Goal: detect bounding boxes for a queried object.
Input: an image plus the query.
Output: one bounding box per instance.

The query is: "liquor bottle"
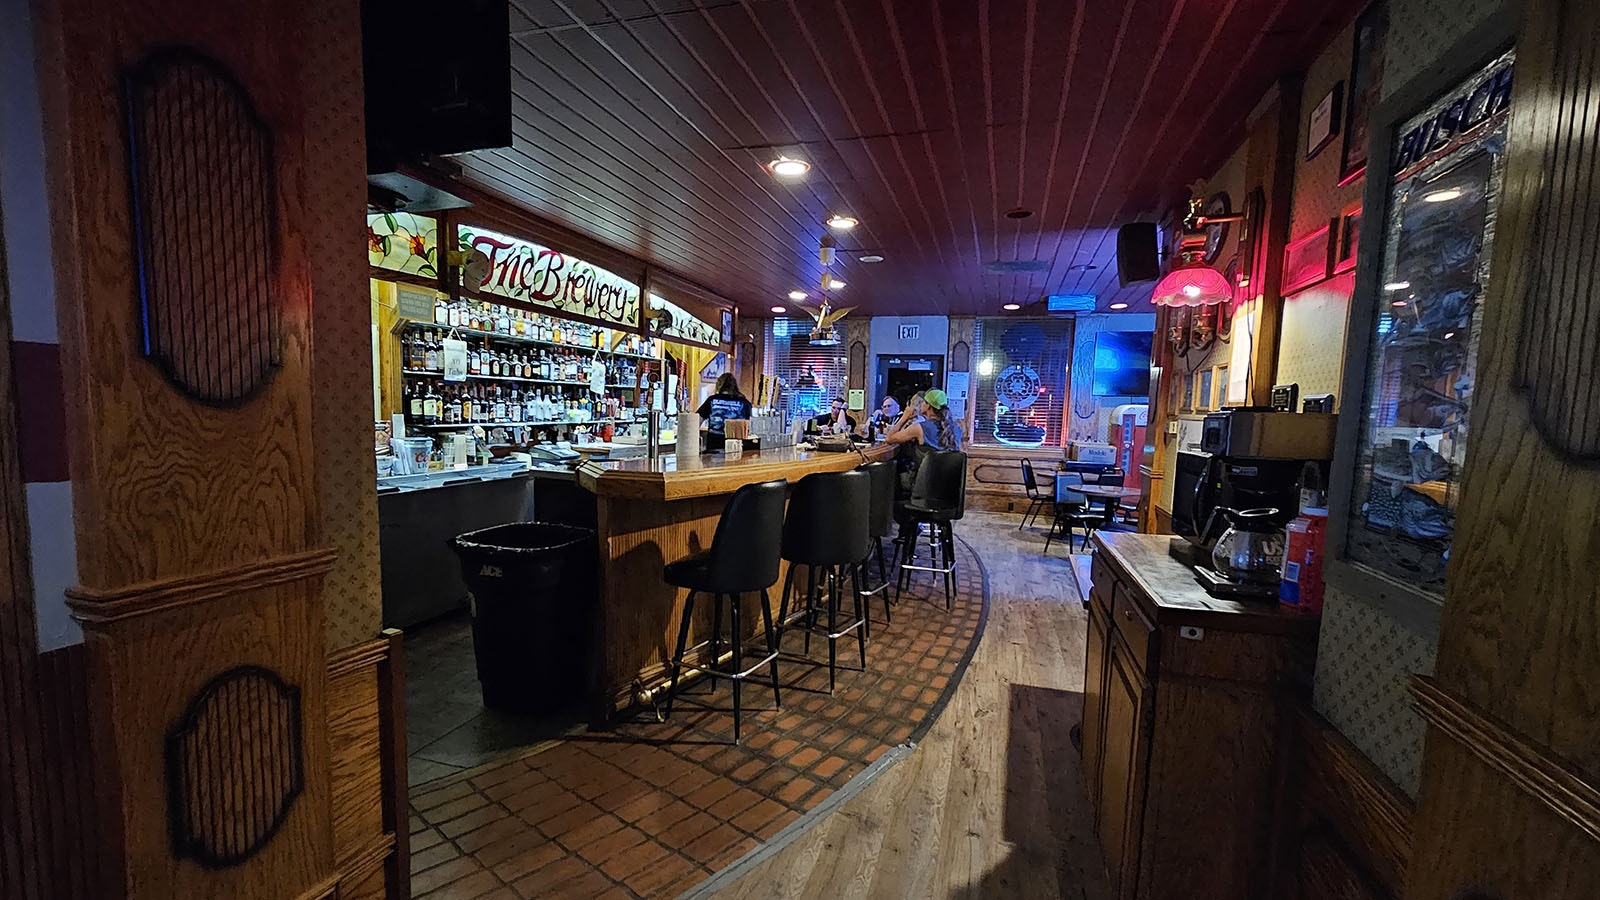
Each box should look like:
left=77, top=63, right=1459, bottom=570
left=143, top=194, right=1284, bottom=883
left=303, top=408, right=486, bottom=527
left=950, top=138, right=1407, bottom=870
left=496, top=308, right=510, bottom=334
left=487, top=348, right=499, bottom=377
left=433, top=298, right=449, bottom=326
left=460, top=387, right=473, bottom=424
left=422, top=331, right=437, bottom=371
left=404, top=382, right=418, bottom=423
left=467, top=342, right=481, bottom=375
left=540, top=351, right=552, bottom=381
left=447, top=301, right=461, bottom=328
left=421, top=381, right=438, bottom=425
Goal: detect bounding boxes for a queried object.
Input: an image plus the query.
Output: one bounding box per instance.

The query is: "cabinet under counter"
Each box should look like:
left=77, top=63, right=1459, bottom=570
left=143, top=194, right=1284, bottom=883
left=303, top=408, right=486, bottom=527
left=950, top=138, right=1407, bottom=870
left=1081, top=532, right=1318, bottom=900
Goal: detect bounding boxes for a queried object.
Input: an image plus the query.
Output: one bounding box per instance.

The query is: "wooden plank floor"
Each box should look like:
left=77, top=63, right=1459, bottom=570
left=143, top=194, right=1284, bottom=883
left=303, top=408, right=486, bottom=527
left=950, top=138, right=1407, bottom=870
left=701, top=511, right=1112, bottom=900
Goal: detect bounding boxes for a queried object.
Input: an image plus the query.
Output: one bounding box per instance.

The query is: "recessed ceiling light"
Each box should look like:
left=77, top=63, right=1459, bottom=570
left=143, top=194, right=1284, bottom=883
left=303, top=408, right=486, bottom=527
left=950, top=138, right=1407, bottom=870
left=1384, top=281, right=1411, bottom=291
left=767, top=156, right=810, bottom=178
left=1004, top=207, right=1033, bottom=220
left=770, top=305, right=787, bottom=314
left=788, top=290, right=808, bottom=301
left=859, top=254, right=885, bottom=263
left=1002, top=303, right=1021, bottom=311
left=1443, top=331, right=1456, bottom=339
left=826, top=214, right=859, bottom=230
left=825, top=276, right=846, bottom=290
left=1391, top=300, right=1408, bottom=307
left=1422, top=188, right=1462, bottom=203
left=1068, top=263, right=1100, bottom=272
left=1109, top=302, right=1129, bottom=310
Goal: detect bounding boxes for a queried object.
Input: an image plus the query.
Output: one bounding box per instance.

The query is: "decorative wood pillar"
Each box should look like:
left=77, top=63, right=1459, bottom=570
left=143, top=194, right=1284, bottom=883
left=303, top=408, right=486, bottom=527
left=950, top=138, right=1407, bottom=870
left=34, top=0, right=346, bottom=896
left=1243, top=77, right=1303, bottom=406
left=1408, top=0, right=1600, bottom=895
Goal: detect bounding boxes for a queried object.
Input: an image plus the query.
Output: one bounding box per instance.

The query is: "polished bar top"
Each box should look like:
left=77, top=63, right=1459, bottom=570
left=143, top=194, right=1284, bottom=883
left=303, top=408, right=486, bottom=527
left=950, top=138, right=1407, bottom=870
left=578, top=441, right=896, bottom=501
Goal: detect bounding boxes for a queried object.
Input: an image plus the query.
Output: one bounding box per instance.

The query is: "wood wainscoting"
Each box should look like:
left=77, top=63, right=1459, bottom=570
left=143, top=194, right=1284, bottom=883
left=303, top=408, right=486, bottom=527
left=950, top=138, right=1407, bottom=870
left=327, top=630, right=409, bottom=900
left=1269, top=705, right=1414, bottom=900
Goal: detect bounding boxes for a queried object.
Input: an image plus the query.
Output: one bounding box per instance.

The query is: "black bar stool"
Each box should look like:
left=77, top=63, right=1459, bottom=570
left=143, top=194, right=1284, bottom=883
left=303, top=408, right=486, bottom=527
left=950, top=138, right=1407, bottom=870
left=663, top=479, right=787, bottom=743
left=778, top=469, right=870, bottom=692
left=858, top=459, right=898, bottom=636
left=897, top=451, right=968, bottom=609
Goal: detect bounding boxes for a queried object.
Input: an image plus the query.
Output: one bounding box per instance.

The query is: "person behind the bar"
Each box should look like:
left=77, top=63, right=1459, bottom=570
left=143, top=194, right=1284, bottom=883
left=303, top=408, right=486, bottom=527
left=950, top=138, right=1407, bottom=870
left=870, top=395, right=901, bottom=428
left=697, top=373, right=752, bottom=447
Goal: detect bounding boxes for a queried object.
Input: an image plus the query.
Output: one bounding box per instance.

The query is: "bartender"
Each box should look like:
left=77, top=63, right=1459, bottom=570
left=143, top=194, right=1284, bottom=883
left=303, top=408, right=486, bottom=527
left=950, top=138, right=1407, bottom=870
left=697, top=373, right=752, bottom=447
left=807, top=396, right=858, bottom=435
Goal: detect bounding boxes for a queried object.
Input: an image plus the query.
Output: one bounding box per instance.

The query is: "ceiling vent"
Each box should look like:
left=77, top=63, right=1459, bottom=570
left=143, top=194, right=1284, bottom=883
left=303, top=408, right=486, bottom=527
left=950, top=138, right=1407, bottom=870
left=984, top=259, right=1051, bottom=274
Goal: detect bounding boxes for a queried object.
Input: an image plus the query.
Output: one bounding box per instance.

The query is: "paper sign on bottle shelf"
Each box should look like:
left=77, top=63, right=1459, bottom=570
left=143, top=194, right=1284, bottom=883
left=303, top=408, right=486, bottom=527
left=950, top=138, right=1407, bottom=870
left=441, top=338, right=468, bottom=382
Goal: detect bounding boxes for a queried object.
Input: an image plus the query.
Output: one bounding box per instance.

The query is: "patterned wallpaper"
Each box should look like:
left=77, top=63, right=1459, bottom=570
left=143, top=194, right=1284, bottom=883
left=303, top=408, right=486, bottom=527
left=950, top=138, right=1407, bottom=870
left=1276, top=272, right=1354, bottom=399
left=1301, top=0, right=1506, bottom=798
left=305, top=0, right=384, bottom=651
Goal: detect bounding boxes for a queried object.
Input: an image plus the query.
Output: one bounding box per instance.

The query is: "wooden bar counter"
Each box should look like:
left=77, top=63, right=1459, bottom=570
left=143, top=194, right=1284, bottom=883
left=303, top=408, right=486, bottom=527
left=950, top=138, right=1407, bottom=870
left=577, top=442, right=896, bottom=717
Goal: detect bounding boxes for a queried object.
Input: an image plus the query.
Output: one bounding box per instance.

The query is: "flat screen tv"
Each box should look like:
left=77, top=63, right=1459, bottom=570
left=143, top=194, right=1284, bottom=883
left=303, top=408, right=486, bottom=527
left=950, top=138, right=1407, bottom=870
left=1092, top=331, right=1153, bottom=396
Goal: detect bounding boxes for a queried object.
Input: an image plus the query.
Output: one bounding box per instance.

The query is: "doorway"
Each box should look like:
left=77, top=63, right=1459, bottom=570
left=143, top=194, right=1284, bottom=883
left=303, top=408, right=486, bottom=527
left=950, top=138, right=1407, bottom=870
left=875, top=354, right=945, bottom=412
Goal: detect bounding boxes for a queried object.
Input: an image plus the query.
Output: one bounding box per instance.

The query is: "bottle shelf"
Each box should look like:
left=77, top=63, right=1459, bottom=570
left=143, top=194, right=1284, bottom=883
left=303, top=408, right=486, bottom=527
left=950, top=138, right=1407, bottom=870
left=401, top=369, right=641, bottom=390
left=409, top=417, right=637, bottom=430
left=404, top=322, right=660, bottom=361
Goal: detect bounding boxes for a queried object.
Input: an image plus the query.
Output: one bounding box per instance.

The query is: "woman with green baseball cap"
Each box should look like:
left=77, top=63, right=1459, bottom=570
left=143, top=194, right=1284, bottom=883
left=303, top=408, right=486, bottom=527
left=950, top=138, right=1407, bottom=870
left=886, top=387, right=962, bottom=452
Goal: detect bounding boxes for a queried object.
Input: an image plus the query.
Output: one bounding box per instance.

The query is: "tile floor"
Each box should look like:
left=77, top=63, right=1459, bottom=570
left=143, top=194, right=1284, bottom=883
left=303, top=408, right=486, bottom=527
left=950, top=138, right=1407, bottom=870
left=407, top=536, right=990, bottom=899
left=405, top=613, right=584, bottom=786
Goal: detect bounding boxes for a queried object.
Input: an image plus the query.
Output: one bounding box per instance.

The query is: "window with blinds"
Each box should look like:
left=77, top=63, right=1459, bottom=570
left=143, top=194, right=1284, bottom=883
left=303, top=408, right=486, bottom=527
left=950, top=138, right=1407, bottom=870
left=764, top=318, right=850, bottom=427
left=971, top=317, right=1074, bottom=448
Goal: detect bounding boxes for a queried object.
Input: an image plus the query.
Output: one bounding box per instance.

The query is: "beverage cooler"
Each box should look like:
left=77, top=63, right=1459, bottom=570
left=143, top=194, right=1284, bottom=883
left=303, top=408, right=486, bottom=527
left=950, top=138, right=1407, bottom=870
left=1109, top=404, right=1148, bottom=475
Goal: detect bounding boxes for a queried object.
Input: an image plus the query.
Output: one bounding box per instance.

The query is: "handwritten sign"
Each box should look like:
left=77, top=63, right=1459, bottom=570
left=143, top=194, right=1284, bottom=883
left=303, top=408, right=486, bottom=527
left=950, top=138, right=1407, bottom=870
left=395, top=285, right=436, bottom=322
left=457, top=225, right=640, bottom=328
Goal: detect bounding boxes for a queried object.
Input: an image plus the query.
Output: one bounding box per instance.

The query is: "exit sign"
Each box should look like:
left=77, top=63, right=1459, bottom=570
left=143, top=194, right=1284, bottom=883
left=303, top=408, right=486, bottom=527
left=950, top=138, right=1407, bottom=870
left=898, top=323, right=920, bottom=341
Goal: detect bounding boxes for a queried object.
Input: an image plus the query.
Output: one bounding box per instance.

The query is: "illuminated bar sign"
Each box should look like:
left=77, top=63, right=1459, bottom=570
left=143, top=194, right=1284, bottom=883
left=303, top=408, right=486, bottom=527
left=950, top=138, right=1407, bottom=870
left=368, top=212, right=439, bottom=277
left=457, top=225, right=640, bottom=328
left=648, top=294, right=723, bottom=348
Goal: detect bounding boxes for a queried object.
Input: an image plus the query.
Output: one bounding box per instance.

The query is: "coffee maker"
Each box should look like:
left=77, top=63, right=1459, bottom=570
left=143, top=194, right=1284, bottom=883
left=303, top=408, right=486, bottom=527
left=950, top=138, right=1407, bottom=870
left=1170, top=408, right=1336, bottom=598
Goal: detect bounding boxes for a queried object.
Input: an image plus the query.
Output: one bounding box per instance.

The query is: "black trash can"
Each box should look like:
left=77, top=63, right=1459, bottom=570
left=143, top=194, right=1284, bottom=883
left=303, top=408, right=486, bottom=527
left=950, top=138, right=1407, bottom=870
left=451, top=522, right=597, bottom=714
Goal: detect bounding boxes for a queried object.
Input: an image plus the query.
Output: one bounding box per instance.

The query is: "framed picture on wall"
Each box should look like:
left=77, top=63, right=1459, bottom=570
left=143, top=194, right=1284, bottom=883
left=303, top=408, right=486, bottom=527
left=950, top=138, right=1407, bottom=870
left=1307, top=82, right=1343, bottom=160
left=1334, top=201, right=1362, bottom=273
left=1340, top=3, right=1389, bottom=184
left=1282, top=224, right=1334, bottom=295
left=1215, top=365, right=1230, bottom=406
left=1196, top=369, right=1215, bottom=411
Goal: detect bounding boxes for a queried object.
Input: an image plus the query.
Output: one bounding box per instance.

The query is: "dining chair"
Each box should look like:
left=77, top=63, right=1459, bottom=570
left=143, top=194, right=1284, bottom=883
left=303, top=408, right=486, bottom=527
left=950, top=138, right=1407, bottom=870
left=1017, top=458, right=1053, bottom=530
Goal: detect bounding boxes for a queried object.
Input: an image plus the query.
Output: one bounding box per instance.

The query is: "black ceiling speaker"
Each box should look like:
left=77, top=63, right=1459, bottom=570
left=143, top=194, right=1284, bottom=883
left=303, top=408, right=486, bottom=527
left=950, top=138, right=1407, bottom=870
left=363, top=0, right=512, bottom=173
left=1116, top=222, right=1160, bottom=287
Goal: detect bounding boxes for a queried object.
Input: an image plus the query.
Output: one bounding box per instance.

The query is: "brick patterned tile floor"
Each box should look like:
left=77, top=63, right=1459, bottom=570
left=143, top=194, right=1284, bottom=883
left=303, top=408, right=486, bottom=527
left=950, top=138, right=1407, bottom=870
left=409, top=538, right=989, bottom=899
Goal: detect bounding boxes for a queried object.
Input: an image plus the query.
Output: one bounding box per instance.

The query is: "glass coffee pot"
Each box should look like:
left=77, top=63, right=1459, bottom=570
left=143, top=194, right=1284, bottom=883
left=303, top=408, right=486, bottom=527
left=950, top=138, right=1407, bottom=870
left=1209, top=507, right=1287, bottom=585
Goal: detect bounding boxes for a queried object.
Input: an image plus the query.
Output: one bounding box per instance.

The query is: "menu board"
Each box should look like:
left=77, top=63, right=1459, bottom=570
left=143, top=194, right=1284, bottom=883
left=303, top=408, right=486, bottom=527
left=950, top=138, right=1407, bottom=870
left=457, top=225, right=640, bottom=329
left=1340, top=49, right=1514, bottom=597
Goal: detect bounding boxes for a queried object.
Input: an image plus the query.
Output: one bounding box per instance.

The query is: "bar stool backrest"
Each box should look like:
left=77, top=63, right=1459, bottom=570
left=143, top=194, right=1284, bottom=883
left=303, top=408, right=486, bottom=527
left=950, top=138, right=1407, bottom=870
left=911, top=451, right=967, bottom=519
left=860, top=460, right=897, bottom=539
left=782, top=470, right=871, bottom=566
left=708, top=479, right=788, bottom=589
left=1099, top=468, right=1126, bottom=487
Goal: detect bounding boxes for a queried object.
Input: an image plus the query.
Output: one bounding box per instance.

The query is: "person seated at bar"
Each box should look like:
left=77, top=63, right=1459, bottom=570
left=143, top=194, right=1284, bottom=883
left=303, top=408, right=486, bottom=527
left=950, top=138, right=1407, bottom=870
left=806, top=396, right=858, bottom=435
left=870, top=395, right=901, bottom=428
left=885, top=389, right=961, bottom=452
left=697, top=373, right=752, bottom=447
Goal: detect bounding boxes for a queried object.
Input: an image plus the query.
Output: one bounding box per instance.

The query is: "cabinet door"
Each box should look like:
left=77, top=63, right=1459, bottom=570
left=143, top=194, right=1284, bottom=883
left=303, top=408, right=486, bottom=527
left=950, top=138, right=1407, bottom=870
left=1098, top=637, right=1152, bottom=900
left=1081, top=598, right=1111, bottom=809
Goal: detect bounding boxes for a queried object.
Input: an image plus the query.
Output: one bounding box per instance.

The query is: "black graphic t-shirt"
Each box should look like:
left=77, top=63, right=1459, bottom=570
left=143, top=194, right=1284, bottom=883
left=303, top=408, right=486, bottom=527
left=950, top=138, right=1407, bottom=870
left=697, top=393, right=752, bottom=443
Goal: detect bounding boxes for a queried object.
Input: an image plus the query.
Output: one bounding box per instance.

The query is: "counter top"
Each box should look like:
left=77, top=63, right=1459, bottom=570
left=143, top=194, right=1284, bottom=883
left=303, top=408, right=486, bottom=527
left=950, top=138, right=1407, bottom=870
left=1093, top=531, right=1320, bottom=637
left=376, top=461, right=567, bottom=494
left=578, top=441, right=897, bottom=501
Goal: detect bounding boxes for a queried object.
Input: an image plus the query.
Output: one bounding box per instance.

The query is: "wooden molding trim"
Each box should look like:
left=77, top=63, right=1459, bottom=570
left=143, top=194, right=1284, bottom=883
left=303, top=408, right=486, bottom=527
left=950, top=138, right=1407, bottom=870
left=65, top=547, right=338, bottom=625
left=291, top=873, right=340, bottom=900
left=335, top=830, right=396, bottom=883
left=327, top=633, right=391, bottom=681
left=1412, top=675, right=1600, bottom=845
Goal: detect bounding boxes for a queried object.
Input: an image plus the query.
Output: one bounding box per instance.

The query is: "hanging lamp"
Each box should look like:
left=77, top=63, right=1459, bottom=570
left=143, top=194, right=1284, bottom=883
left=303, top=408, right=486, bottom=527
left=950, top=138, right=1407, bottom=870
left=1151, top=198, right=1239, bottom=307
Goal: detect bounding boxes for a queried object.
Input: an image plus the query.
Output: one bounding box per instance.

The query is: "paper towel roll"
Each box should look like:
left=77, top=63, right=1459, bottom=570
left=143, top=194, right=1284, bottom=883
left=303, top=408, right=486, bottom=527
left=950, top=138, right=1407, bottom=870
left=675, top=412, right=701, bottom=458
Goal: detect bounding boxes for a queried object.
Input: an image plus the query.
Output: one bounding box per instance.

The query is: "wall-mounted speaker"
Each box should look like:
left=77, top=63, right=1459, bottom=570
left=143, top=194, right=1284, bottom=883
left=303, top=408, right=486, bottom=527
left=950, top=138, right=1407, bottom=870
left=1116, top=222, right=1160, bottom=287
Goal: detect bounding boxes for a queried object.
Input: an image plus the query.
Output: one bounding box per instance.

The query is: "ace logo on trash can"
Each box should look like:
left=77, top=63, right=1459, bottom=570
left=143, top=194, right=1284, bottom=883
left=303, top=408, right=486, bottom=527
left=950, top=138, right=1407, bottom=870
left=480, top=564, right=504, bottom=578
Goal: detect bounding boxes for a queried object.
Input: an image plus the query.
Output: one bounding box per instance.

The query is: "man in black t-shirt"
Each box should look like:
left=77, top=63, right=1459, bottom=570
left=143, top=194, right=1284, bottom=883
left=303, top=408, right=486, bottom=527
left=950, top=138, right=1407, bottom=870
left=807, top=396, right=858, bottom=434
